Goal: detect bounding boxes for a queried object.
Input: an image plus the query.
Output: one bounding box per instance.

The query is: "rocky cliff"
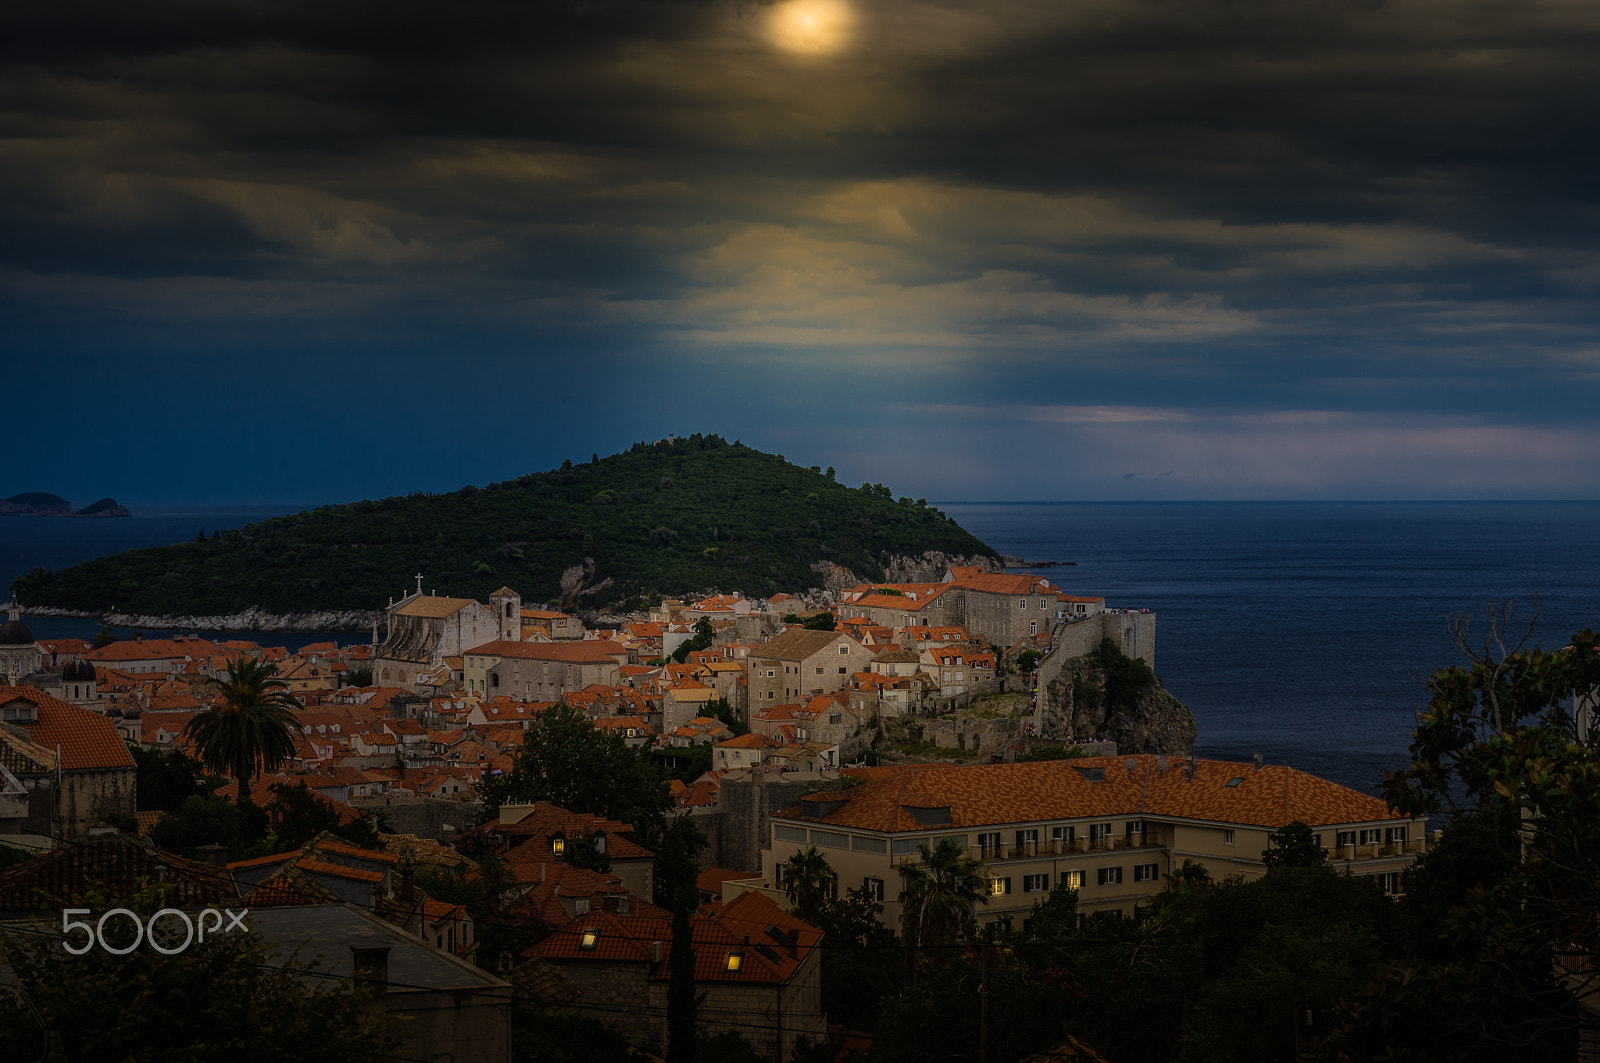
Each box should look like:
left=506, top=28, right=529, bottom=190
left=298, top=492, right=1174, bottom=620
left=1041, top=655, right=1196, bottom=757
left=809, top=551, right=1001, bottom=597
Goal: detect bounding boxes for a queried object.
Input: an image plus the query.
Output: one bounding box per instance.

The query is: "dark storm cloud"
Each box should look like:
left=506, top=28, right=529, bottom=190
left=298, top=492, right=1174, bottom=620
left=4, top=0, right=1600, bottom=499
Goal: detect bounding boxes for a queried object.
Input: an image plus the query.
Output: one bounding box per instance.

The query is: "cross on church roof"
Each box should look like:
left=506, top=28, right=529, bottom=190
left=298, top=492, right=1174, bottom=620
left=415, top=573, right=424, bottom=596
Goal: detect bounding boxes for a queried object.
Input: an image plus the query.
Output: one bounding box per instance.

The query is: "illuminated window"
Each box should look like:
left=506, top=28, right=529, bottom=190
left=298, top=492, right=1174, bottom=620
left=726, top=949, right=744, bottom=972
left=551, top=835, right=566, bottom=856
left=579, top=928, right=598, bottom=950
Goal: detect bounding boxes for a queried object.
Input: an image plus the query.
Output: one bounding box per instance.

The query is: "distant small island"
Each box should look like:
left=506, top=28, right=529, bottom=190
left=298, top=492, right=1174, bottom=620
left=74, top=498, right=133, bottom=518
left=0, top=493, right=131, bottom=517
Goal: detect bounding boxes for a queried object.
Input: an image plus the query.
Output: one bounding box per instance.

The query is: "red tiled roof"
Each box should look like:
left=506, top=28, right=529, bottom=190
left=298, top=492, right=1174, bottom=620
left=0, top=838, right=236, bottom=912
left=298, top=858, right=385, bottom=883
left=463, top=640, right=626, bottom=662
left=533, top=890, right=819, bottom=985
left=498, top=802, right=656, bottom=862
left=715, top=733, right=775, bottom=749
left=839, top=583, right=955, bottom=610
left=954, top=573, right=1054, bottom=596
left=0, top=688, right=134, bottom=770
left=83, top=637, right=224, bottom=662
left=783, top=756, right=1406, bottom=833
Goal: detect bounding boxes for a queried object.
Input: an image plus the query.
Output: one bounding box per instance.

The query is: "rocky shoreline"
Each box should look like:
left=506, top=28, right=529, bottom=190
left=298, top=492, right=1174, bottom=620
left=22, top=604, right=380, bottom=632
left=20, top=550, right=1001, bottom=633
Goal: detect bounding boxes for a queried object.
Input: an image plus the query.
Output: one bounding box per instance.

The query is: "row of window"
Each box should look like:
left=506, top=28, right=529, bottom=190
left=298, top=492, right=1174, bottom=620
left=975, top=822, right=1151, bottom=852
left=1335, top=827, right=1408, bottom=847
left=982, top=863, right=1162, bottom=895
left=777, top=823, right=1163, bottom=853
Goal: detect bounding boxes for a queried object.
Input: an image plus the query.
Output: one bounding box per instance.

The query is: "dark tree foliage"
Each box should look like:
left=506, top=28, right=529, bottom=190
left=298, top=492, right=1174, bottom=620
left=419, top=857, right=538, bottom=974
left=0, top=886, right=397, bottom=1063
left=1087, top=637, right=1157, bottom=712
left=13, top=437, right=998, bottom=613
left=148, top=793, right=268, bottom=857
left=1315, top=609, right=1600, bottom=1060
left=562, top=833, right=612, bottom=873
left=478, top=703, right=674, bottom=829
left=672, top=618, right=716, bottom=663
left=812, top=886, right=899, bottom=1030
left=654, top=742, right=714, bottom=784
left=130, top=746, right=212, bottom=813
left=801, top=611, right=837, bottom=630
left=1260, top=819, right=1329, bottom=871
left=699, top=1030, right=781, bottom=1063
left=704, top=696, right=747, bottom=736
left=868, top=863, right=1397, bottom=1063
left=478, top=702, right=705, bottom=907
left=263, top=781, right=382, bottom=852
left=182, top=657, right=299, bottom=807
left=668, top=890, right=698, bottom=1063
left=512, top=1006, right=640, bottom=1063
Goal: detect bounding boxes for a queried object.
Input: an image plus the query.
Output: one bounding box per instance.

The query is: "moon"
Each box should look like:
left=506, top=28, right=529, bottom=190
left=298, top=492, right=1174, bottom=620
left=766, top=0, right=856, bottom=56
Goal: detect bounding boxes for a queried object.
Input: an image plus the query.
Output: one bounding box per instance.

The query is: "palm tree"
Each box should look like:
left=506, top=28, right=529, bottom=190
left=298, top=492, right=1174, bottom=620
left=778, top=845, right=838, bottom=922
left=183, top=657, right=299, bottom=806
left=897, top=836, right=989, bottom=949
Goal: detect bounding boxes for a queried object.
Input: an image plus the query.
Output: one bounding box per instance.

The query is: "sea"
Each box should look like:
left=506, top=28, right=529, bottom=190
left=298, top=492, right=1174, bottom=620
left=5, top=500, right=1599, bottom=797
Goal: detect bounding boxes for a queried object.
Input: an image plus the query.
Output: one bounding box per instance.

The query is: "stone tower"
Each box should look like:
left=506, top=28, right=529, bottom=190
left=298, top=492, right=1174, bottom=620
left=488, top=586, right=523, bottom=642
left=61, top=656, right=98, bottom=706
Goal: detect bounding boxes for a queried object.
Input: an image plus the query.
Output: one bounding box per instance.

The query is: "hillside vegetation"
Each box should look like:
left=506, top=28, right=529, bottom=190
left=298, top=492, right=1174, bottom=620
left=12, top=435, right=998, bottom=615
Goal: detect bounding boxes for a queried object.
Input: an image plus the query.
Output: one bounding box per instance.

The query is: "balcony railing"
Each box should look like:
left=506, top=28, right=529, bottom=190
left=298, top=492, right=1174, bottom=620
left=961, top=831, right=1165, bottom=863
left=1326, top=838, right=1427, bottom=862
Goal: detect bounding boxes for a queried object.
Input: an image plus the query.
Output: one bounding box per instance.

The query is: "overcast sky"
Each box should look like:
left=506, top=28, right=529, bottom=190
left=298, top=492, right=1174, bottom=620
left=6, top=0, right=1599, bottom=504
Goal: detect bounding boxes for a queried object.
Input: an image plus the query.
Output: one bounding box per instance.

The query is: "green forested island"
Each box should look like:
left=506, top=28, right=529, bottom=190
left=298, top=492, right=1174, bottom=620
left=11, top=435, right=997, bottom=615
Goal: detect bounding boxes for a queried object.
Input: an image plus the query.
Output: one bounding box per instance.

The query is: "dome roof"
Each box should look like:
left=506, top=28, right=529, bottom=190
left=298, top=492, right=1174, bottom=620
left=0, top=617, right=34, bottom=646
left=62, top=657, right=96, bottom=682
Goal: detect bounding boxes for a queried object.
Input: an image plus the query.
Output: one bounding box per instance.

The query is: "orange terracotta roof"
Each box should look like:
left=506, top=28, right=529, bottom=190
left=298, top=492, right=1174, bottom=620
left=83, top=637, right=226, bottom=663
left=533, top=890, right=818, bottom=985
left=297, top=858, right=385, bottom=883
left=0, top=688, right=134, bottom=770
left=394, top=595, right=478, bottom=618
left=715, top=733, right=776, bottom=749
left=782, top=756, right=1406, bottom=833
left=463, top=640, right=626, bottom=662
left=954, top=573, right=1055, bottom=596
left=839, top=583, right=955, bottom=609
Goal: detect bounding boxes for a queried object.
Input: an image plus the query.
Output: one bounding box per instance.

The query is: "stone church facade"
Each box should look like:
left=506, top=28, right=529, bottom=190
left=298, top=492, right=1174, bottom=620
left=374, top=584, right=523, bottom=689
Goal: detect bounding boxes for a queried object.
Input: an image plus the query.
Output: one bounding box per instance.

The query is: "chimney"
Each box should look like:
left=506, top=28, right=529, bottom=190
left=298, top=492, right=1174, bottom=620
left=1253, top=752, right=1264, bottom=771
left=652, top=941, right=664, bottom=963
